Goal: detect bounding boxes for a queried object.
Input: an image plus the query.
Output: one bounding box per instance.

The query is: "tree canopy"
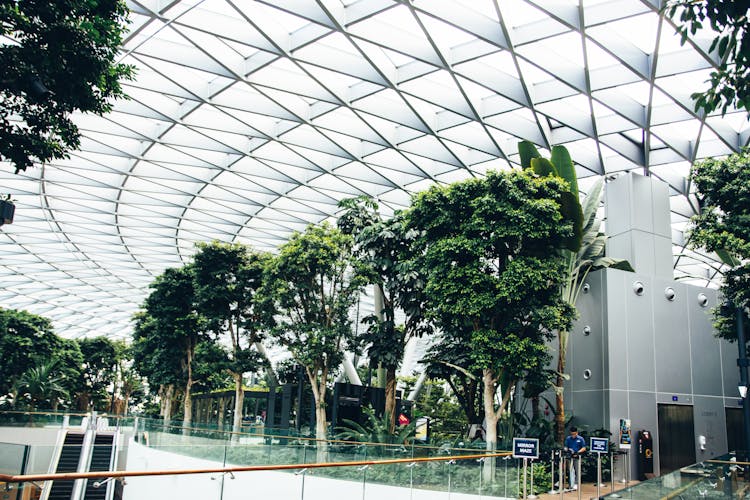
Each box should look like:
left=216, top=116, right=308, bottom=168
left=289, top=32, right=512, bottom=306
left=408, top=169, right=577, bottom=454
left=0, top=0, right=134, bottom=172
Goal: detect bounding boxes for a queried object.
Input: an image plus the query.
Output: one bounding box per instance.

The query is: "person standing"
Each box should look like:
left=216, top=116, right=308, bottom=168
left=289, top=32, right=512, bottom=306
left=564, top=426, right=587, bottom=490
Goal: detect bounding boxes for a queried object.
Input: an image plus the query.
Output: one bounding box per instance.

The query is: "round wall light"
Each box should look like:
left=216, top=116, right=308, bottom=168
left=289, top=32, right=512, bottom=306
left=698, top=293, right=709, bottom=307
left=583, top=369, right=592, bottom=380
left=664, top=287, right=676, bottom=301
left=633, top=281, right=645, bottom=295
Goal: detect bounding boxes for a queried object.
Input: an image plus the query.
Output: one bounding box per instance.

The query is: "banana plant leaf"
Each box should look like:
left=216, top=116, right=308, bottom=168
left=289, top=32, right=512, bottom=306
left=551, top=145, right=578, bottom=198
left=519, top=140, right=541, bottom=169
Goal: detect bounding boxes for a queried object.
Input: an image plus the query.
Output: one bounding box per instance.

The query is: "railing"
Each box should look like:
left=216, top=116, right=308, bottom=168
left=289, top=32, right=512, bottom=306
left=601, top=453, right=750, bottom=499
left=0, top=411, right=537, bottom=499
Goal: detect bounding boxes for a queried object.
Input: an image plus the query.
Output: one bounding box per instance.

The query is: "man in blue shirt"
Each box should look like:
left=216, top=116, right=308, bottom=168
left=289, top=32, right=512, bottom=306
left=564, top=427, right=587, bottom=490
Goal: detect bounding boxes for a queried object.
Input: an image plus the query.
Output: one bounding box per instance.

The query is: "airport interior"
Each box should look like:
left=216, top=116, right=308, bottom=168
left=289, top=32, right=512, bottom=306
left=1, top=0, right=749, bottom=498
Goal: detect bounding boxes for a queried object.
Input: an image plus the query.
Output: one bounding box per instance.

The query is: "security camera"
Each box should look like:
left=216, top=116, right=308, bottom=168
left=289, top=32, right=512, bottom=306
left=664, top=287, right=676, bottom=301
left=582, top=283, right=590, bottom=293
left=583, top=326, right=591, bottom=336
left=698, top=293, right=709, bottom=307
left=633, top=281, right=644, bottom=296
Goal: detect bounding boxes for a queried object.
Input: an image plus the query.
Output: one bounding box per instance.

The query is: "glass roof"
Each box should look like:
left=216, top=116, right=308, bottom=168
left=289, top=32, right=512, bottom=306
left=1, top=0, right=747, bottom=339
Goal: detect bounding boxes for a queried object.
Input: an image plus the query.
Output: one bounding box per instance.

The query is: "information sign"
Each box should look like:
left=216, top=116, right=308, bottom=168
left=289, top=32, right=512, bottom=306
left=591, top=437, right=609, bottom=453
left=619, top=418, right=632, bottom=450
left=512, top=437, right=539, bottom=459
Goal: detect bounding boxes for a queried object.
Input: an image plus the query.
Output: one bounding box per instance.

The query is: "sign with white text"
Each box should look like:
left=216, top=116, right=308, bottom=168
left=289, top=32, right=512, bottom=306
left=512, top=437, right=539, bottom=459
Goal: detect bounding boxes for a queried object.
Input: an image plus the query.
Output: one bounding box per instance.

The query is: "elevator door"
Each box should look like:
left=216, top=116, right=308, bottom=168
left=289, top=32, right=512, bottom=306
left=657, top=404, right=696, bottom=474
left=726, top=407, right=743, bottom=453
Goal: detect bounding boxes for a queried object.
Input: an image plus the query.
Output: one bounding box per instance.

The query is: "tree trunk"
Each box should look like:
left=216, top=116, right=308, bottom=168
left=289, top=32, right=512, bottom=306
left=183, top=344, right=194, bottom=428
left=232, top=372, right=244, bottom=434
left=531, top=396, right=540, bottom=421
left=555, top=337, right=566, bottom=444
left=483, top=369, right=499, bottom=482
left=315, top=405, right=328, bottom=462
left=385, top=366, right=397, bottom=432
left=162, top=384, right=174, bottom=427
left=307, top=368, right=328, bottom=463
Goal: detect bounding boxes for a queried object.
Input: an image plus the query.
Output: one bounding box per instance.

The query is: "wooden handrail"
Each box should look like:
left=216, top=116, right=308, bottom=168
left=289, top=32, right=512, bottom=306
left=0, top=451, right=512, bottom=484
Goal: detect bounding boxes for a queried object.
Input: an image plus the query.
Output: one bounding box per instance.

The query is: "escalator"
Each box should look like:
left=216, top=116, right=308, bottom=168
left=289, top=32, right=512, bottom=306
left=47, top=432, right=85, bottom=500
left=83, top=433, right=115, bottom=500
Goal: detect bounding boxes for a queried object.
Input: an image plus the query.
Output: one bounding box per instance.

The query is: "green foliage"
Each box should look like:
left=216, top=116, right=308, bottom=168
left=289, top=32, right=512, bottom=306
left=338, top=195, right=432, bottom=429
left=666, top=1, right=750, bottom=116
left=0, top=308, right=61, bottom=396
left=336, top=406, right=416, bottom=445
left=15, top=362, right=68, bottom=410
left=690, top=150, right=750, bottom=340
left=422, top=330, right=484, bottom=428
left=519, top=141, right=632, bottom=443
left=193, top=241, right=274, bottom=377
left=409, top=168, right=577, bottom=437
left=402, top=377, right=467, bottom=441
left=0, top=0, right=134, bottom=171
left=267, top=222, right=363, bottom=377
left=76, top=336, right=127, bottom=410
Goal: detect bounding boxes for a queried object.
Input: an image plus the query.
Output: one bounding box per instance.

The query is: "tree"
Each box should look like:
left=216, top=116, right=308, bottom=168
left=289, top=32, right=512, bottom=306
left=0, top=0, right=134, bottom=172
left=408, top=169, right=576, bottom=463
left=132, top=312, right=182, bottom=423
left=689, top=149, right=750, bottom=339
left=666, top=1, right=750, bottom=116
left=266, top=222, right=365, bottom=459
left=15, top=363, right=68, bottom=412
left=338, top=196, right=431, bottom=431
left=518, top=141, right=632, bottom=443
left=138, top=265, right=205, bottom=426
left=0, top=308, right=61, bottom=398
left=50, top=338, right=85, bottom=410
left=192, top=241, right=274, bottom=434
left=76, top=337, right=125, bottom=411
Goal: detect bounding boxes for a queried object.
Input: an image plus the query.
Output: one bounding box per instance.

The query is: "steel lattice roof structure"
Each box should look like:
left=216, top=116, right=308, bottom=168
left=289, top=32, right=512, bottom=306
left=1, top=0, right=748, bottom=339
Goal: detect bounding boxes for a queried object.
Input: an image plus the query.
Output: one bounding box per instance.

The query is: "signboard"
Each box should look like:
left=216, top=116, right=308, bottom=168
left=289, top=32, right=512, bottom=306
left=591, top=437, right=609, bottom=453
left=619, top=418, right=632, bottom=450
left=415, top=417, right=429, bottom=442
left=512, top=437, right=539, bottom=459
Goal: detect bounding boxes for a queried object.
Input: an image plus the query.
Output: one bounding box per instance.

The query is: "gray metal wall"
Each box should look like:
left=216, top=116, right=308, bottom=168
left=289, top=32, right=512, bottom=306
left=563, top=172, right=737, bottom=478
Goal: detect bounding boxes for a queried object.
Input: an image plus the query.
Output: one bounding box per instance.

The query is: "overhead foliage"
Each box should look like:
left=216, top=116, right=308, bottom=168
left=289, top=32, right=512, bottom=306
left=690, top=149, right=750, bottom=340
left=0, top=0, right=134, bottom=171
left=665, top=0, right=750, bottom=116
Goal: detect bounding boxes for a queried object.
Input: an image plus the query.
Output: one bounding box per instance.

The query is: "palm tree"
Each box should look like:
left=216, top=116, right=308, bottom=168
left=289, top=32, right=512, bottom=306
left=16, top=363, right=69, bottom=413
left=519, top=141, right=633, bottom=443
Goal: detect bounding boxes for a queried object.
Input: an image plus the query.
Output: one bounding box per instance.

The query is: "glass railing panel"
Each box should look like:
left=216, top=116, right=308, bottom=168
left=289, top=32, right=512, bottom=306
left=601, top=453, right=748, bottom=499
